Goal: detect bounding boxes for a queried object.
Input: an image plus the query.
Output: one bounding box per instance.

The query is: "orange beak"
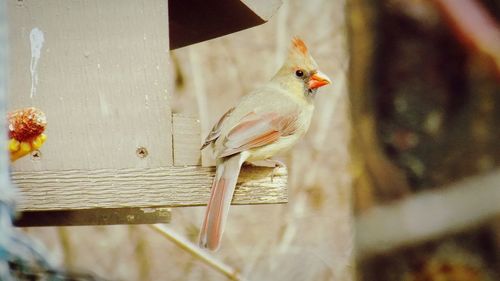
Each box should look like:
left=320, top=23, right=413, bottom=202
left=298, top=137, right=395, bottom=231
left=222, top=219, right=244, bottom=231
left=308, top=71, right=331, bottom=90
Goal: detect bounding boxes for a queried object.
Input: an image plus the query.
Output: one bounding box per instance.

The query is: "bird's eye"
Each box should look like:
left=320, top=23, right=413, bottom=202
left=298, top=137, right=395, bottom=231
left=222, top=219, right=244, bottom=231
left=295, top=69, right=304, bottom=77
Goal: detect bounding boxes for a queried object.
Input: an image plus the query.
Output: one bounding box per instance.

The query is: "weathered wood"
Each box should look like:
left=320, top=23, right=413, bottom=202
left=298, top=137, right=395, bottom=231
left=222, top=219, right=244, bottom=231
left=15, top=207, right=171, bottom=227
left=172, top=115, right=201, bottom=166
left=10, top=114, right=289, bottom=226
left=12, top=166, right=288, bottom=212
left=8, top=0, right=172, bottom=171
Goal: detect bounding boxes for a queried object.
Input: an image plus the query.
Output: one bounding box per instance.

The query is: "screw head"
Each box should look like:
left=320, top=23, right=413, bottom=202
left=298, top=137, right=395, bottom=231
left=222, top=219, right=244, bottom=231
left=136, top=147, right=148, bottom=158
left=31, top=150, right=42, bottom=160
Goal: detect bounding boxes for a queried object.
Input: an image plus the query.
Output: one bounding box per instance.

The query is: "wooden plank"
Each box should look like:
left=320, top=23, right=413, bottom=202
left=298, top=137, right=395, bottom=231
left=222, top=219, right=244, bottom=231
left=12, top=166, right=288, bottom=211
left=7, top=0, right=172, bottom=171
left=14, top=207, right=171, bottom=227
left=172, top=115, right=201, bottom=166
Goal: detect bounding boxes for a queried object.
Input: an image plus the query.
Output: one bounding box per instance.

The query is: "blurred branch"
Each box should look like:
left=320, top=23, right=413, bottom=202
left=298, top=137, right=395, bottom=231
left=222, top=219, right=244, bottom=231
left=348, top=0, right=411, bottom=212
left=188, top=48, right=212, bottom=166
left=129, top=226, right=151, bottom=281
left=356, top=169, right=500, bottom=259
left=149, top=224, right=243, bottom=281
left=57, top=228, right=73, bottom=269
left=274, top=0, right=289, bottom=69
left=433, top=0, right=500, bottom=76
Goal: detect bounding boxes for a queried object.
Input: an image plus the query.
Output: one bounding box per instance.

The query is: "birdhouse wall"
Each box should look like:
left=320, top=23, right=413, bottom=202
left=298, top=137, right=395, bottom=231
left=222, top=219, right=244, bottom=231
left=6, top=0, right=288, bottom=224
left=8, top=0, right=172, bottom=171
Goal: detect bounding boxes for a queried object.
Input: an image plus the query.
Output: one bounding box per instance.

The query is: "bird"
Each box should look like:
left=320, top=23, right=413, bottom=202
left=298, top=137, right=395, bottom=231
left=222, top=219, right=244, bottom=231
left=199, top=37, right=331, bottom=251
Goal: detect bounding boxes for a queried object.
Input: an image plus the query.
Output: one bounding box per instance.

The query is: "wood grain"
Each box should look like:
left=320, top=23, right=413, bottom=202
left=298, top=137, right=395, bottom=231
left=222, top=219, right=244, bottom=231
left=12, top=165, right=288, bottom=212
left=172, top=115, right=201, bottom=166
left=8, top=0, right=172, bottom=171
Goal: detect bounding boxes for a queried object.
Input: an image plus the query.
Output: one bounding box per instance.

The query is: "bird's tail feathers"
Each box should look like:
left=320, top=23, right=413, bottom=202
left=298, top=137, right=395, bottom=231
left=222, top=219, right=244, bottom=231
left=199, top=153, right=247, bottom=251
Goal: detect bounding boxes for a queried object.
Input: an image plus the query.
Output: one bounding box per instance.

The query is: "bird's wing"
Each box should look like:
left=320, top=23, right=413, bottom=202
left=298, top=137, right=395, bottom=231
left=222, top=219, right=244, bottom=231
left=217, top=109, right=298, bottom=158
left=201, top=107, right=235, bottom=150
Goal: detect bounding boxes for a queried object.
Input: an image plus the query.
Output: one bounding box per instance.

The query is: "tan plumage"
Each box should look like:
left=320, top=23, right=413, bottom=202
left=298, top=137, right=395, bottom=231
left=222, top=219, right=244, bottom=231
left=199, top=37, right=331, bottom=251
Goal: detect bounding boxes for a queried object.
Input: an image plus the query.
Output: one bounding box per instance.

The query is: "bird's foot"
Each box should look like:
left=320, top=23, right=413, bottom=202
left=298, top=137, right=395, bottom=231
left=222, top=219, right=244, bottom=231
left=257, top=159, right=285, bottom=183
left=246, top=159, right=286, bottom=182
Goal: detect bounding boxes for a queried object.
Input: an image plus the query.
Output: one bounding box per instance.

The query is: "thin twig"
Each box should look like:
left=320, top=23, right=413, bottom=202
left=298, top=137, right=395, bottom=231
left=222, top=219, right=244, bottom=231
left=57, top=227, right=74, bottom=269
left=148, top=224, right=243, bottom=281
left=188, top=47, right=212, bottom=166
left=129, top=226, right=151, bottom=281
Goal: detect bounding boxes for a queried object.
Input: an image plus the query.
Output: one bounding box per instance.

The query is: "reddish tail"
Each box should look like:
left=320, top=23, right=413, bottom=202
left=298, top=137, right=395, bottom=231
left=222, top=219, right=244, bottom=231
left=199, top=154, right=245, bottom=251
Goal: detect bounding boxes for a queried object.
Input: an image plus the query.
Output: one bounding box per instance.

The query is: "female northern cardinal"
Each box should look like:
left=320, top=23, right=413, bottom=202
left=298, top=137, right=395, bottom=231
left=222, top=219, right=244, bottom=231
left=199, top=37, right=331, bottom=250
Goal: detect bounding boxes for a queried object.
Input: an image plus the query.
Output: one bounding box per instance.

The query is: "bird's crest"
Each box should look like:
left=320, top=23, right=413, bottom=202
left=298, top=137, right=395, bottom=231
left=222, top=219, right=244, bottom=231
left=292, top=37, right=308, bottom=55
left=285, top=37, right=317, bottom=70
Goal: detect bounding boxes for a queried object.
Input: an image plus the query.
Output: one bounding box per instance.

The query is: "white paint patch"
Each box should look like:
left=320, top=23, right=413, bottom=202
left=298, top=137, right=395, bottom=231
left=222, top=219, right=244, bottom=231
left=29, top=28, right=45, bottom=98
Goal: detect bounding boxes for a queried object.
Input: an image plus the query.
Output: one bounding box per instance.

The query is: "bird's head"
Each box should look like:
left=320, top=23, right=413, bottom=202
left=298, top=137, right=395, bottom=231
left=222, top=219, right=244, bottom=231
left=273, top=37, right=331, bottom=97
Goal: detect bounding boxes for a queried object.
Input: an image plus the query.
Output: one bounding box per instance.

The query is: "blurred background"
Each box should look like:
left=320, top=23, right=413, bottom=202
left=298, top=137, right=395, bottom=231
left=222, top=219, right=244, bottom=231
left=13, top=0, right=500, bottom=280
left=350, top=0, right=500, bottom=280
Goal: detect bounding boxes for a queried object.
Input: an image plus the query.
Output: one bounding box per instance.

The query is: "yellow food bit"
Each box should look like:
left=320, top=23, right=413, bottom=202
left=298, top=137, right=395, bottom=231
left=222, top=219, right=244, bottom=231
left=19, top=142, right=31, bottom=153
left=9, top=134, right=47, bottom=162
left=11, top=149, right=27, bottom=162
left=32, top=134, right=46, bottom=149
left=8, top=139, right=20, bottom=152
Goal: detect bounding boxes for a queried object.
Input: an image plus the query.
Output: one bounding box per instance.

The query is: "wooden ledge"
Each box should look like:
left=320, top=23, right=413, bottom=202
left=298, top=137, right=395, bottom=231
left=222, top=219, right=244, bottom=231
left=12, top=165, right=287, bottom=226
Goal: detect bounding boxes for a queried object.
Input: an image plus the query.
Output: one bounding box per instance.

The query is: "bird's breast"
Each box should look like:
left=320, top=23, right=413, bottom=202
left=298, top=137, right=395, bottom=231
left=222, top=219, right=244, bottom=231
left=246, top=134, right=302, bottom=161
left=247, top=108, right=313, bottom=161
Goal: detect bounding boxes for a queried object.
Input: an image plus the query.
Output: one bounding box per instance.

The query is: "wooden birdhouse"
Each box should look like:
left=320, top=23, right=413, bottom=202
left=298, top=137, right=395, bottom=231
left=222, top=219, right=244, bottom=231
left=7, top=0, right=286, bottom=226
